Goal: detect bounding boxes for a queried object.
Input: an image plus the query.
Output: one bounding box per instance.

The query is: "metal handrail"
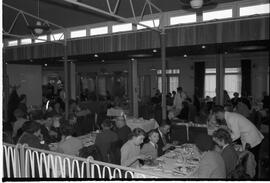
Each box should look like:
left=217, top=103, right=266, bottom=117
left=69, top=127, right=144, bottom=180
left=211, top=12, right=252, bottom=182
left=2, top=142, right=167, bottom=178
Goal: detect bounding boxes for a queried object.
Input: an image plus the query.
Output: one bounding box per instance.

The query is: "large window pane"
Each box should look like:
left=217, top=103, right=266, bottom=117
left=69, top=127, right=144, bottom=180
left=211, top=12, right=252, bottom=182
left=90, top=26, right=108, bottom=36
left=225, top=74, right=242, bottom=98
left=158, top=76, right=162, bottom=93
left=203, top=9, right=233, bottom=21
left=169, top=77, right=179, bottom=93
left=170, top=14, right=196, bottom=25
left=50, top=33, right=64, bottom=41
left=137, top=19, right=159, bottom=30
left=70, top=29, right=86, bottom=38
left=205, top=75, right=216, bottom=98
left=34, top=35, right=47, bottom=43
left=21, top=38, right=32, bottom=45
left=240, top=4, right=270, bottom=17
left=112, top=23, right=132, bottom=33
left=8, top=40, right=18, bottom=47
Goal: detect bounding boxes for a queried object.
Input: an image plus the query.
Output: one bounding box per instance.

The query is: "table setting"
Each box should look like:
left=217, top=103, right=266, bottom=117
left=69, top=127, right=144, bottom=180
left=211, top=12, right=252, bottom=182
left=140, top=143, right=201, bottom=178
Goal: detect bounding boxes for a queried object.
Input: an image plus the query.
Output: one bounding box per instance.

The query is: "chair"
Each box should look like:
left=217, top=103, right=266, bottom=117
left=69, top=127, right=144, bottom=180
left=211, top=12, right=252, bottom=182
left=170, top=124, right=188, bottom=145
left=188, top=126, right=208, bottom=143
left=79, top=145, right=103, bottom=161
left=230, top=152, right=251, bottom=179
left=107, top=140, right=122, bottom=165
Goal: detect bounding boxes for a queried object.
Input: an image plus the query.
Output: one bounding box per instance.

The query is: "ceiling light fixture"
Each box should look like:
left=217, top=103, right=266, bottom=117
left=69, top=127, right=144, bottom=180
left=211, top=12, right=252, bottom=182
left=44, top=63, right=48, bottom=67
left=101, top=60, right=105, bottom=63
left=28, top=0, right=50, bottom=35
left=202, top=45, right=206, bottom=49
left=94, top=54, right=98, bottom=57
left=131, top=58, right=135, bottom=61
left=190, top=0, right=203, bottom=9
left=184, top=54, right=188, bottom=57
left=153, top=49, right=157, bottom=53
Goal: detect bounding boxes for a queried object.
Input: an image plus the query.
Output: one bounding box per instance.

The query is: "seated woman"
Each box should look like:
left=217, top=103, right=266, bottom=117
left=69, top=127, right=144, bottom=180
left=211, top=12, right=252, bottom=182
left=193, top=134, right=226, bottom=179
left=57, top=124, right=83, bottom=156
left=213, top=128, right=239, bottom=178
left=141, top=130, right=159, bottom=160
left=17, top=121, right=49, bottom=151
left=121, top=128, right=150, bottom=168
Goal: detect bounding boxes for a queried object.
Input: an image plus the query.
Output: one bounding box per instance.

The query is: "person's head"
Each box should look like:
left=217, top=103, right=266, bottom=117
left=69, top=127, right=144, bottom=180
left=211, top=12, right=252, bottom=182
left=177, top=87, right=182, bottom=93
left=101, top=119, right=113, bottom=130
left=212, top=128, right=232, bottom=148
left=23, top=121, right=42, bottom=137
left=60, top=124, right=74, bottom=137
left=194, top=134, right=214, bottom=153
left=233, top=92, right=239, bottom=98
left=129, top=128, right=146, bottom=146
left=159, top=122, right=170, bottom=135
left=14, top=108, right=25, bottom=119
left=115, top=116, right=126, bottom=129
left=212, top=105, right=225, bottom=121
left=148, top=130, right=159, bottom=144
left=172, top=91, right=176, bottom=96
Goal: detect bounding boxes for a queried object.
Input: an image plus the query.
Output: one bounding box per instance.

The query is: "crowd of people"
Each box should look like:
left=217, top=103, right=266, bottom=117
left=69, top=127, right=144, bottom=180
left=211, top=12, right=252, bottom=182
left=2, top=84, right=269, bottom=179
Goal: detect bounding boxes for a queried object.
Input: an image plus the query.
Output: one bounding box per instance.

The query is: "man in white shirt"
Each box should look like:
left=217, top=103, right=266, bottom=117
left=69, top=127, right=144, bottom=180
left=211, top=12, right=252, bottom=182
left=213, top=105, right=264, bottom=177
left=168, top=87, right=187, bottom=119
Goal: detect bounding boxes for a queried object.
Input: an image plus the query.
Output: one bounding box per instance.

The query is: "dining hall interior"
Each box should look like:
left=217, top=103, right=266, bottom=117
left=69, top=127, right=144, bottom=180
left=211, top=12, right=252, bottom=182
left=2, top=0, right=270, bottom=180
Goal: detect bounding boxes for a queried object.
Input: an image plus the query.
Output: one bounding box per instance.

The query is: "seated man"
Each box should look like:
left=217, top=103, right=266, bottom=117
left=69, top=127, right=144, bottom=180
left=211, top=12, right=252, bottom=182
left=114, top=116, right=131, bottom=146
left=57, top=124, right=83, bottom=156
left=17, top=121, right=49, bottom=151
left=12, top=108, right=28, bottom=141
left=141, top=129, right=159, bottom=160
left=156, top=122, right=173, bottom=156
left=95, top=119, right=118, bottom=162
left=40, top=114, right=60, bottom=144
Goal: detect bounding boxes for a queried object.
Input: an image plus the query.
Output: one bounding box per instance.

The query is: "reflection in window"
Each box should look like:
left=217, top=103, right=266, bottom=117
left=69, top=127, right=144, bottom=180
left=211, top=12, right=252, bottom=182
left=170, top=14, right=196, bottom=25
left=203, top=9, right=233, bottom=21
left=112, top=23, right=132, bottom=33
left=70, top=29, right=86, bottom=38
left=137, top=19, right=160, bottom=30
left=8, top=40, right=18, bottom=47
left=35, top=35, right=47, bottom=43
left=240, top=4, right=270, bottom=17
left=50, top=33, right=64, bottom=41
left=90, top=26, right=108, bottom=36
left=21, top=38, right=32, bottom=45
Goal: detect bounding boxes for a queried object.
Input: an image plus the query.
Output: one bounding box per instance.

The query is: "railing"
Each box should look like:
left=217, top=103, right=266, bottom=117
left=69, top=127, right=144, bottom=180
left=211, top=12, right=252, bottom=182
left=2, top=143, right=166, bottom=179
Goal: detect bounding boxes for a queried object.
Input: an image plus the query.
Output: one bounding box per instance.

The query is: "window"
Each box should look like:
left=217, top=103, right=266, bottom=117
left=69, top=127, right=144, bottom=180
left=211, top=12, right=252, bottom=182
left=34, top=35, right=47, bottom=43
left=157, top=69, right=180, bottom=93
left=8, top=40, right=18, bottom=47
left=20, top=38, right=32, bottom=45
left=112, top=23, right=132, bottom=33
left=204, top=68, right=242, bottom=98
left=203, top=9, right=233, bottom=21
left=50, top=33, right=64, bottom=41
left=90, top=26, right=108, bottom=36
left=70, top=29, right=86, bottom=38
left=170, top=14, right=196, bottom=25
left=137, top=19, right=160, bottom=30
left=240, top=4, right=270, bottom=17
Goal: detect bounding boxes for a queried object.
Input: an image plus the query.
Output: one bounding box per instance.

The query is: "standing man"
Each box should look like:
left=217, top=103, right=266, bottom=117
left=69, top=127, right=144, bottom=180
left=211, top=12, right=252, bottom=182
left=213, top=105, right=264, bottom=177
left=169, top=87, right=187, bottom=119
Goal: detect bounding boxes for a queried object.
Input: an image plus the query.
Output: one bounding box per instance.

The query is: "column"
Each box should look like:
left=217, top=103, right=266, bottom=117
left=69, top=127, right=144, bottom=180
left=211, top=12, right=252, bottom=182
left=132, top=59, right=138, bottom=118
left=216, top=54, right=224, bottom=105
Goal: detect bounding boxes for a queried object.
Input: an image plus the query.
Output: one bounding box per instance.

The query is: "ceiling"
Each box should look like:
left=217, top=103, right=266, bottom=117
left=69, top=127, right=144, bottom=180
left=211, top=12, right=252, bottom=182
left=3, top=0, right=238, bottom=36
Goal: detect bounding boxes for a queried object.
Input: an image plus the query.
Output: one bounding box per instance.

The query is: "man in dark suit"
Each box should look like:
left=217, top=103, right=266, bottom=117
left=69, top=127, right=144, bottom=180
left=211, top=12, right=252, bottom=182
left=156, top=122, right=172, bottom=156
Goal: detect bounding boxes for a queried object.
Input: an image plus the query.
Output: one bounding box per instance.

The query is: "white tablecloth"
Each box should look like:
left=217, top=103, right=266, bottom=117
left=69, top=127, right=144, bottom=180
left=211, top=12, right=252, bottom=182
left=126, top=118, right=159, bottom=132
left=140, top=144, right=200, bottom=178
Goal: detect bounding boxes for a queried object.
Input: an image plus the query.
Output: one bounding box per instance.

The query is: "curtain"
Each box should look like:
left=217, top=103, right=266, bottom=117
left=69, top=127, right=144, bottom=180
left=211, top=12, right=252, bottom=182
left=241, top=59, right=251, bottom=96
left=194, top=62, right=205, bottom=98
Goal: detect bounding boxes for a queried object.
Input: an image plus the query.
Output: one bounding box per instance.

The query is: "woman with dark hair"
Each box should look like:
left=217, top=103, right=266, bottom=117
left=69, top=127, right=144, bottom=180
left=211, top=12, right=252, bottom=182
left=193, top=134, right=226, bottom=178
left=57, top=124, right=83, bottom=156
left=213, top=128, right=238, bottom=178
left=120, top=128, right=150, bottom=168
left=17, top=121, right=49, bottom=150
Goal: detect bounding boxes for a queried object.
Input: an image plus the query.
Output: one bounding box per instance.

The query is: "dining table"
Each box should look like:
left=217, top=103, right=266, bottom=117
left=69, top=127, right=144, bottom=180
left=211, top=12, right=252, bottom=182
left=139, top=143, right=201, bottom=178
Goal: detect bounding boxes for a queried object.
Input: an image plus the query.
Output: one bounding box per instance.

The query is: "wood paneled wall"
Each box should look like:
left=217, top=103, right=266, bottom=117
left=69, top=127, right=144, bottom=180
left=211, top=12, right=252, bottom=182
left=4, top=17, right=269, bottom=61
